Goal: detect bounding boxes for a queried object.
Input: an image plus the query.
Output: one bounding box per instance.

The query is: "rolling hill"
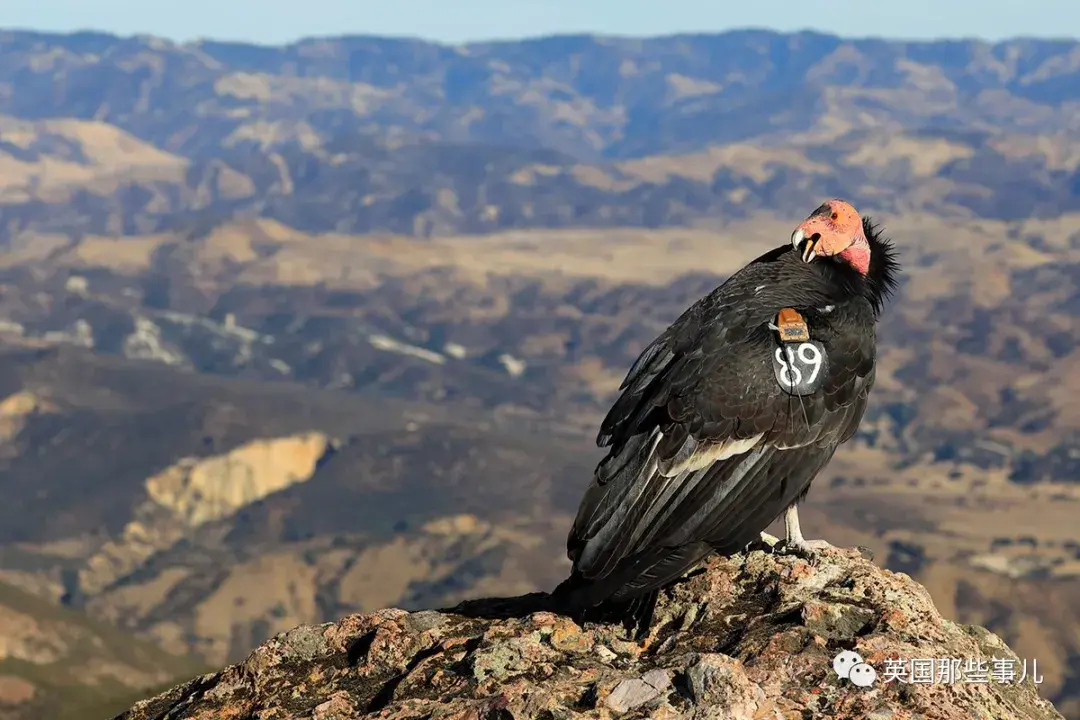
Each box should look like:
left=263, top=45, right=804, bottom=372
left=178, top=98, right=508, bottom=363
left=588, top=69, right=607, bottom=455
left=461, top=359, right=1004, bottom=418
left=0, top=572, right=205, bottom=720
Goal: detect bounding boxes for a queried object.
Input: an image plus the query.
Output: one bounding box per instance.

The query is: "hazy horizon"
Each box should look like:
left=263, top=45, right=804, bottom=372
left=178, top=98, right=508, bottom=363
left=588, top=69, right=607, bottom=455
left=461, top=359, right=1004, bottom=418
left=6, top=24, right=1080, bottom=48
left=4, top=0, right=1078, bottom=47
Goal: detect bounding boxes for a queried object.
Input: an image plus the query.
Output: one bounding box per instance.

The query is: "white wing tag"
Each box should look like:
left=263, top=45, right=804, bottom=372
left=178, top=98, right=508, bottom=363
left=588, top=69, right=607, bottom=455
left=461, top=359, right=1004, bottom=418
left=771, top=308, right=828, bottom=396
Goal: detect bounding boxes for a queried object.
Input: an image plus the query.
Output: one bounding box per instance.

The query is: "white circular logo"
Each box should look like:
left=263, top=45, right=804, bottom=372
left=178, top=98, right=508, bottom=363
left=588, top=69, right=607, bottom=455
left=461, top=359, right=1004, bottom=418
left=832, top=650, right=863, bottom=679
left=849, top=662, right=878, bottom=688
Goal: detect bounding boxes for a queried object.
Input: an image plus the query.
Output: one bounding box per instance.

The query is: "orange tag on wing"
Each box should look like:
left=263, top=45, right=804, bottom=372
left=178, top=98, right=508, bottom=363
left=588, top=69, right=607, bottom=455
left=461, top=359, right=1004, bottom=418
left=776, top=308, right=810, bottom=343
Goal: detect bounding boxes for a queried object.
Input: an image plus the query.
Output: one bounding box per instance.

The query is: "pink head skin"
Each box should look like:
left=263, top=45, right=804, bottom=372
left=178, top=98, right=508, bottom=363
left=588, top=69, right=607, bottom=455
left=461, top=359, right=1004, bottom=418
left=789, top=199, right=871, bottom=276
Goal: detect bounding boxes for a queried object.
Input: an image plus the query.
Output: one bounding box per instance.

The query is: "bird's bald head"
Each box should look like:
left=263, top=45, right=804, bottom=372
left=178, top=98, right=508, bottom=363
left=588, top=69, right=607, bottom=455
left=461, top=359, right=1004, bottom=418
left=790, top=199, right=870, bottom=275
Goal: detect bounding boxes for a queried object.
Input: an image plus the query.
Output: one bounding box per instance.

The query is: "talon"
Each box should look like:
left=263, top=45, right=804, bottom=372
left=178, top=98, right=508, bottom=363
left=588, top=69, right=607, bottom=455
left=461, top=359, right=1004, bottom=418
left=776, top=538, right=835, bottom=562
left=799, top=539, right=837, bottom=552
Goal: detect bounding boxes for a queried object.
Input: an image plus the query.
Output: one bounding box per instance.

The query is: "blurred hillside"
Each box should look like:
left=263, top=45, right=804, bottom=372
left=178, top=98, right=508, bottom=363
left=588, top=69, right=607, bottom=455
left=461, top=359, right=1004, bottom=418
left=0, top=570, right=205, bottom=720
left=1, top=28, right=1079, bottom=718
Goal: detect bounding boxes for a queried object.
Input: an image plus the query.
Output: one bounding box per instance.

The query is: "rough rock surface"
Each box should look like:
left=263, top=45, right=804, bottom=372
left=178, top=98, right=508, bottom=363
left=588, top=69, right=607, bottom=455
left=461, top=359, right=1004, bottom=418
left=116, top=545, right=1064, bottom=720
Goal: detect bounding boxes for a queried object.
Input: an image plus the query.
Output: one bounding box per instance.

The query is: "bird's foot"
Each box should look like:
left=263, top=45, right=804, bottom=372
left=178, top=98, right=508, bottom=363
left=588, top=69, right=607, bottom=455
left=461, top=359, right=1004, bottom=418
left=774, top=538, right=875, bottom=564
left=774, top=537, right=837, bottom=565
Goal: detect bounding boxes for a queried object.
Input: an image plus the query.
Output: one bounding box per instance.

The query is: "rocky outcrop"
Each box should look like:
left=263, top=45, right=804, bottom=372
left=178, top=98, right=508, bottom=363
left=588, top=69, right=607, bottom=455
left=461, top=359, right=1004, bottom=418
left=141, top=431, right=335, bottom=527
left=0, top=391, right=54, bottom=448
left=80, top=432, right=336, bottom=594
left=116, top=544, right=1063, bottom=720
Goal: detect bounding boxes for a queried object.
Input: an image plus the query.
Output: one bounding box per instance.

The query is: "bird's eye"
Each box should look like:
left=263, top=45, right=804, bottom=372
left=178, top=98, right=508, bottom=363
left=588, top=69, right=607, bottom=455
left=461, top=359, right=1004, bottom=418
left=831, top=212, right=839, bottom=220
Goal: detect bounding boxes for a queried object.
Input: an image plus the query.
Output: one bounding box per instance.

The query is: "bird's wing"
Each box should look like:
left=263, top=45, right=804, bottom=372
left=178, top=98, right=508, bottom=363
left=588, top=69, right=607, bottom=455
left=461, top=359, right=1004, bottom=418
left=594, top=442, right=841, bottom=604
left=568, top=300, right=876, bottom=585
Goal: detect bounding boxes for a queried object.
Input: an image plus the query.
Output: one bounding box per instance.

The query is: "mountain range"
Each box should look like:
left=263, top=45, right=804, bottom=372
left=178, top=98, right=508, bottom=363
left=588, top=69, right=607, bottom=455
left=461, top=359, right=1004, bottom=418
left=0, top=27, right=1079, bottom=719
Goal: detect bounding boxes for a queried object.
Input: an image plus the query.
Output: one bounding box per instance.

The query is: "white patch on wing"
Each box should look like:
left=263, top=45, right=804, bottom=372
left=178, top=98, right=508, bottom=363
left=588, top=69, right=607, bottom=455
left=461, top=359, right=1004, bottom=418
left=820, top=304, right=835, bottom=314
left=672, top=444, right=771, bottom=541
left=576, top=430, right=765, bottom=575
left=659, top=433, right=764, bottom=477
left=772, top=438, right=817, bottom=450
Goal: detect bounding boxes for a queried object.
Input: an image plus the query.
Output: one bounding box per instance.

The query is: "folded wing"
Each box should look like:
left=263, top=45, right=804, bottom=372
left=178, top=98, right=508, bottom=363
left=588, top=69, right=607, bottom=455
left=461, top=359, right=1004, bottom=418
left=565, top=293, right=875, bottom=606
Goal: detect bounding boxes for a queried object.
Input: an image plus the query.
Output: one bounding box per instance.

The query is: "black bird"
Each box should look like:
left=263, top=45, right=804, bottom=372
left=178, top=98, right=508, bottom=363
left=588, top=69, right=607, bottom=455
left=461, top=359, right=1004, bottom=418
left=552, top=199, right=900, bottom=635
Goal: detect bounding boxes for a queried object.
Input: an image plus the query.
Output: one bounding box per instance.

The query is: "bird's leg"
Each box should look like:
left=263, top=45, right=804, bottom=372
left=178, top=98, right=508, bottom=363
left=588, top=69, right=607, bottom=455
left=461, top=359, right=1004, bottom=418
left=777, top=504, right=835, bottom=560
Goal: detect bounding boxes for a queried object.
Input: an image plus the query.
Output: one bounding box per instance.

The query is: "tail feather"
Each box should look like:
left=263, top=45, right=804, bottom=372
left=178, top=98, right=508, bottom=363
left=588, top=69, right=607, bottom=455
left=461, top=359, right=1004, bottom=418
left=551, top=541, right=711, bottom=638
left=627, top=589, right=660, bottom=640
left=551, top=578, right=660, bottom=640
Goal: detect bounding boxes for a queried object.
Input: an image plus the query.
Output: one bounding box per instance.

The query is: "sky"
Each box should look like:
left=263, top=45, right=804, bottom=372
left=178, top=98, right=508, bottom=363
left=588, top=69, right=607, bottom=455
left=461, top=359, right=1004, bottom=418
left=4, top=0, right=1079, bottom=45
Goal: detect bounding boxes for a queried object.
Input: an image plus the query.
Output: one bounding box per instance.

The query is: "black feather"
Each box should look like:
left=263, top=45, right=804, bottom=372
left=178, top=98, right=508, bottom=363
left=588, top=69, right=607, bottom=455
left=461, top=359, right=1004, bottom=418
left=557, top=214, right=901, bottom=635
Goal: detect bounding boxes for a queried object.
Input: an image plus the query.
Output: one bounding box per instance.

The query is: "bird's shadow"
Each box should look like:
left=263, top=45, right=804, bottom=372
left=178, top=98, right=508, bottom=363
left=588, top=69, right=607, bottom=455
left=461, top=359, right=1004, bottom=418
left=438, top=591, right=560, bottom=620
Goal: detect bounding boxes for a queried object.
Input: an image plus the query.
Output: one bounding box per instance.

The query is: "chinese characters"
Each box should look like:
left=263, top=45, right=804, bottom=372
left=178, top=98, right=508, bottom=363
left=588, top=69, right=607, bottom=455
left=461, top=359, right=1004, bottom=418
left=879, top=657, right=1042, bottom=685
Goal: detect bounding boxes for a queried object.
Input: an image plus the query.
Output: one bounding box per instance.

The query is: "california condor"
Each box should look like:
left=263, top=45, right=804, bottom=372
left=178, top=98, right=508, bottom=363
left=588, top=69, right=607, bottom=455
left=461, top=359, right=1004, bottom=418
left=552, top=199, right=900, bottom=635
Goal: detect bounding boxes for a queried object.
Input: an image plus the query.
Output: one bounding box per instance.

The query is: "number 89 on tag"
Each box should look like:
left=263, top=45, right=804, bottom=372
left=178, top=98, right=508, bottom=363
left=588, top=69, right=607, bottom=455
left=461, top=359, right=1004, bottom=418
left=772, top=341, right=828, bottom=396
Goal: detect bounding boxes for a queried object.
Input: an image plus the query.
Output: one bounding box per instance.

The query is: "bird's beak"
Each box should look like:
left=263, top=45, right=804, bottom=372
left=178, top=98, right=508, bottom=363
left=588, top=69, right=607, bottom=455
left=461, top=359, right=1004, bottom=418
left=791, top=227, right=818, bottom=263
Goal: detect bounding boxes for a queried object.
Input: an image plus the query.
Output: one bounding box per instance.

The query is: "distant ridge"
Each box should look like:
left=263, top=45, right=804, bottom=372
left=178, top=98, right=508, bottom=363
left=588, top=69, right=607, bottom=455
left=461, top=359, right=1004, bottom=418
left=1, top=26, right=1079, bottom=242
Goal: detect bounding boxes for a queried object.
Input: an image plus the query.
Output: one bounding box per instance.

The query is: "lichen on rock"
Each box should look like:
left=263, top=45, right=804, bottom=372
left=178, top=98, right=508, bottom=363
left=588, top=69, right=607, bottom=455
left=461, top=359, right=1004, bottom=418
left=115, top=547, right=1064, bottom=720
